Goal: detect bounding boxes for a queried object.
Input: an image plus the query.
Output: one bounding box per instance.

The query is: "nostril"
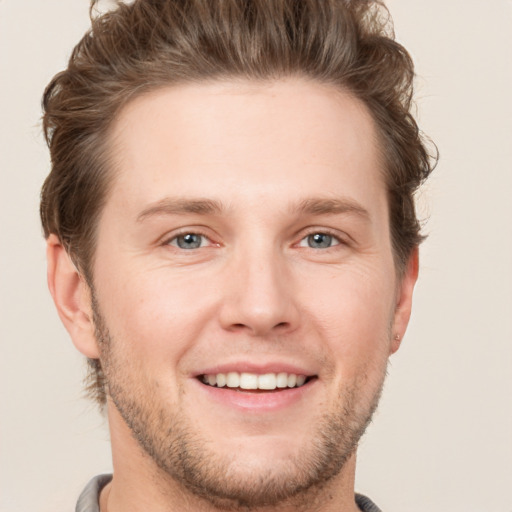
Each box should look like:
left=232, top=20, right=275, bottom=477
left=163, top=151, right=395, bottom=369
left=226, top=323, right=251, bottom=333
left=227, top=322, right=289, bottom=333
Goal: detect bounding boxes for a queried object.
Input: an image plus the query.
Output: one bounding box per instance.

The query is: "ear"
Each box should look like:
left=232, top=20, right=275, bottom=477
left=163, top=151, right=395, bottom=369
left=46, top=234, right=100, bottom=359
left=390, top=247, right=419, bottom=354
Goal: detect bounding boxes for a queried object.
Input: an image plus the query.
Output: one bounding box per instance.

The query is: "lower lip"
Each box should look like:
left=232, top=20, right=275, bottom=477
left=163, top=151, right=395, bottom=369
left=193, top=378, right=317, bottom=412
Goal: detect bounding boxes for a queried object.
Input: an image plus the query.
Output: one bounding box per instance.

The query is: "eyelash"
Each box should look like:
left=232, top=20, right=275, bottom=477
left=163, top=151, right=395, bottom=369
left=163, top=228, right=346, bottom=251
left=297, top=230, right=344, bottom=249
left=164, top=230, right=214, bottom=250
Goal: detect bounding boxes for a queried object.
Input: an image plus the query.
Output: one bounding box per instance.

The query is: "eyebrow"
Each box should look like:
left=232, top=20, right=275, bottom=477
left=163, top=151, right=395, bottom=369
left=136, top=196, right=370, bottom=222
left=136, top=198, right=223, bottom=222
left=294, top=197, right=370, bottom=221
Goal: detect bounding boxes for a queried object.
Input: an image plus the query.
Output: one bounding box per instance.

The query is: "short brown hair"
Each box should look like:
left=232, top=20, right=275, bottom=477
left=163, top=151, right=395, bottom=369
left=41, top=0, right=436, bottom=405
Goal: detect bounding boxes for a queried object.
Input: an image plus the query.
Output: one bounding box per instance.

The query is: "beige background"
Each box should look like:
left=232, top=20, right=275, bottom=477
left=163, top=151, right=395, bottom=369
left=1, top=1, right=511, bottom=511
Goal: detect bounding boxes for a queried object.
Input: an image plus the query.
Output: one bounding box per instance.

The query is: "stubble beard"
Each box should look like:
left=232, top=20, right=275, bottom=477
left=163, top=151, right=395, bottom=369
left=93, top=301, right=386, bottom=511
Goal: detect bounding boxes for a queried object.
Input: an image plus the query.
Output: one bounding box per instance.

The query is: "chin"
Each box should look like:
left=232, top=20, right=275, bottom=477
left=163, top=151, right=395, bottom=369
left=110, top=380, right=377, bottom=510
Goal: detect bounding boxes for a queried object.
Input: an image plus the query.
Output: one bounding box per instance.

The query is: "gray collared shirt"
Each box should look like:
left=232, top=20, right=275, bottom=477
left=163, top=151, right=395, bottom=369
left=76, top=474, right=382, bottom=512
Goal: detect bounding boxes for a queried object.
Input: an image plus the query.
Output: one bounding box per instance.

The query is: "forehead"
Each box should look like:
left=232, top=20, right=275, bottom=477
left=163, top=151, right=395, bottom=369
left=107, top=78, right=385, bottom=217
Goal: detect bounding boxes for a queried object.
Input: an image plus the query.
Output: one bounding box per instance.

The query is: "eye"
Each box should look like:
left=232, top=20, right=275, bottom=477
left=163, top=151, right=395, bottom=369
left=299, top=232, right=340, bottom=249
left=168, top=233, right=209, bottom=250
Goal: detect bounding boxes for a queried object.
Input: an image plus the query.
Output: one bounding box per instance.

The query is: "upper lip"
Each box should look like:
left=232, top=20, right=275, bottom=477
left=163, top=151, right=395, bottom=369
left=193, top=361, right=317, bottom=377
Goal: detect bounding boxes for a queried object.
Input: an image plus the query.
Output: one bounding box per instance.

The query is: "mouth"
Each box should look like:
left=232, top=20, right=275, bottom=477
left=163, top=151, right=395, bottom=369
left=198, top=372, right=316, bottom=392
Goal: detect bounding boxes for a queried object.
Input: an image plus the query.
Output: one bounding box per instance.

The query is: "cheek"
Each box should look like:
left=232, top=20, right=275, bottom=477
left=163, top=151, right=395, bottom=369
left=94, top=263, right=215, bottom=363
left=306, top=265, right=395, bottom=366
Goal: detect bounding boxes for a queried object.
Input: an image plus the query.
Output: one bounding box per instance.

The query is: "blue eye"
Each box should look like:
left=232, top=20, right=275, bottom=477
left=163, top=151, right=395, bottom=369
left=170, top=233, right=206, bottom=249
left=301, top=233, right=339, bottom=249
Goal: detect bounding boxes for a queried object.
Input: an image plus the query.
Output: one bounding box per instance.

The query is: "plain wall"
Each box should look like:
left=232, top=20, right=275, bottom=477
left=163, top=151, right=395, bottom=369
left=1, top=1, right=511, bottom=511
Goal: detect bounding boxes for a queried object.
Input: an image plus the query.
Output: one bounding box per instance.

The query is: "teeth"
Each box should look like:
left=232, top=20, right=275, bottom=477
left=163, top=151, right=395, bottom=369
left=276, top=372, right=288, bottom=388
left=240, top=373, right=258, bottom=389
left=226, top=372, right=240, bottom=388
left=258, top=373, right=277, bottom=390
left=201, top=372, right=309, bottom=390
left=296, top=375, right=306, bottom=387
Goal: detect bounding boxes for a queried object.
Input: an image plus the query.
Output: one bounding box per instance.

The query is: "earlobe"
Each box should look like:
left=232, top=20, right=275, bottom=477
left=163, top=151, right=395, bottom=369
left=46, top=234, right=100, bottom=359
left=390, top=247, right=419, bottom=354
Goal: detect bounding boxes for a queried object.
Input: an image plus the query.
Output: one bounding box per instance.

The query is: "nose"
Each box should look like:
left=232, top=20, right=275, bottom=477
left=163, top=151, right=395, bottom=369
left=218, top=245, right=300, bottom=337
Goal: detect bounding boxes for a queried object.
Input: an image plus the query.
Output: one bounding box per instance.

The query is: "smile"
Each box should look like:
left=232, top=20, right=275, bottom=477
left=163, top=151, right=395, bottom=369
left=199, top=372, right=312, bottom=390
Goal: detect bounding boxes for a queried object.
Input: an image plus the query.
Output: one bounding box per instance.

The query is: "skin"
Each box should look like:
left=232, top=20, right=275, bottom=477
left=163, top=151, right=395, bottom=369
left=47, top=78, right=418, bottom=512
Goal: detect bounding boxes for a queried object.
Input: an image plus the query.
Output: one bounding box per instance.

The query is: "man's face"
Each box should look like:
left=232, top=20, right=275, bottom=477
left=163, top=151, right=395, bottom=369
left=87, top=79, right=415, bottom=507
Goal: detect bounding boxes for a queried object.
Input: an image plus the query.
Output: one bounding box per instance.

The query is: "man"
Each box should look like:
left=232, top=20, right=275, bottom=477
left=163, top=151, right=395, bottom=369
left=40, top=1, right=434, bottom=510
